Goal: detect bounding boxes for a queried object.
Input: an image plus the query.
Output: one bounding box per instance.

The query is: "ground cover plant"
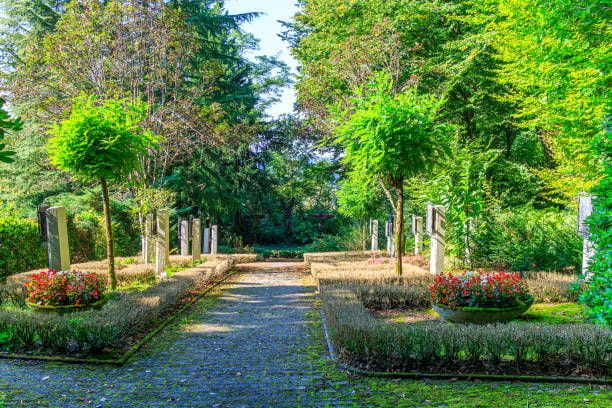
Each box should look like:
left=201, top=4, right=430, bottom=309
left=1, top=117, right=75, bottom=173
left=310, top=255, right=611, bottom=378
left=0, top=256, right=233, bottom=357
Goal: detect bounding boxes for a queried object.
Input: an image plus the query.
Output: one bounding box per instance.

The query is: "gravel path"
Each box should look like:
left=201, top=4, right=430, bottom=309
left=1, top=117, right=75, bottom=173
left=0, top=262, right=345, bottom=408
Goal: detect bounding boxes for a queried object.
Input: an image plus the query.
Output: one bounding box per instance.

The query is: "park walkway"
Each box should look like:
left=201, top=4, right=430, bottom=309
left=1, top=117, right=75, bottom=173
left=0, top=262, right=351, bottom=407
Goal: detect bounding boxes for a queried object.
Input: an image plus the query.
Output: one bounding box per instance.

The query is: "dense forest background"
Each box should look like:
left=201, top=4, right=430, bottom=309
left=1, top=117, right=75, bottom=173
left=0, top=0, right=608, bottom=298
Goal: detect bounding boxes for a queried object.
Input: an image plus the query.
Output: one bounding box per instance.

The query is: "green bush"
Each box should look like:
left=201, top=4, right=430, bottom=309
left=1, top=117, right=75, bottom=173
left=0, top=216, right=47, bottom=279
left=471, top=207, right=581, bottom=271
left=580, top=137, right=611, bottom=326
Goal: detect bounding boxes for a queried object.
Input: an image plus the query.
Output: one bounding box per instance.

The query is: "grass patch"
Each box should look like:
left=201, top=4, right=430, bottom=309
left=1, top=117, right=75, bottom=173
left=520, top=303, right=589, bottom=324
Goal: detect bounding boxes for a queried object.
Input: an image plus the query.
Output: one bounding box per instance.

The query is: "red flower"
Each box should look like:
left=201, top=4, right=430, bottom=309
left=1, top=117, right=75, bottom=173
left=24, top=269, right=106, bottom=307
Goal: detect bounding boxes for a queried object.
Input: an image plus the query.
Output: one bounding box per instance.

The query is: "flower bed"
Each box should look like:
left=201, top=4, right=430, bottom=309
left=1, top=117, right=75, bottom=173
left=25, top=269, right=105, bottom=308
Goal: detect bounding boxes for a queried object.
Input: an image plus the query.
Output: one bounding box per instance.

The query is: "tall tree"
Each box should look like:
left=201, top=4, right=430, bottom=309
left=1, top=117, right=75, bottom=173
left=334, top=75, right=451, bottom=275
left=48, top=96, right=156, bottom=288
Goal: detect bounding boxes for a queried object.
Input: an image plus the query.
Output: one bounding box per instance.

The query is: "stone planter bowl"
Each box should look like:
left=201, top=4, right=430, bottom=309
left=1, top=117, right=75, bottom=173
left=433, top=300, right=533, bottom=324
left=26, top=297, right=107, bottom=314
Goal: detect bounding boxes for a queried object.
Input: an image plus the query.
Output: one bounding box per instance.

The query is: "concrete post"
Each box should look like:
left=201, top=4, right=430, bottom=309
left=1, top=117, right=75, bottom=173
left=46, top=206, right=70, bottom=271
left=427, top=203, right=446, bottom=274
left=578, top=193, right=594, bottom=278
left=192, top=219, right=201, bottom=262
left=180, top=219, right=190, bottom=256
left=155, top=209, right=170, bottom=278
left=203, top=227, right=210, bottom=254
left=370, top=219, right=379, bottom=251
left=143, top=214, right=155, bottom=264
left=412, top=215, right=423, bottom=255
left=211, top=225, right=218, bottom=255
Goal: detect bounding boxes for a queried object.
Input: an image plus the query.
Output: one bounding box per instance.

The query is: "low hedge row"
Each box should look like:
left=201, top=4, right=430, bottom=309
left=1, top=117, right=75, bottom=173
left=0, top=259, right=232, bottom=354
left=321, top=286, right=611, bottom=377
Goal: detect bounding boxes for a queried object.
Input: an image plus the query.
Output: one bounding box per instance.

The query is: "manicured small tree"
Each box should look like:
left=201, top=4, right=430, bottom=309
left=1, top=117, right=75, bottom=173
left=0, top=97, right=22, bottom=163
left=334, top=74, right=451, bottom=275
left=48, top=96, right=156, bottom=289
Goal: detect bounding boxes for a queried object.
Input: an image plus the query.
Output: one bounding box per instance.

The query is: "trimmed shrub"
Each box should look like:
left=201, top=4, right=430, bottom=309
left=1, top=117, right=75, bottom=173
left=0, top=216, right=47, bottom=280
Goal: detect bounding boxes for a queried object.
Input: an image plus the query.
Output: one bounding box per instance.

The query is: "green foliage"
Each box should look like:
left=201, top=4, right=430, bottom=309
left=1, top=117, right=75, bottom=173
left=493, top=0, right=608, bottom=202
left=334, top=74, right=450, bottom=184
left=580, top=134, right=612, bottom=326
left=0, top=216, right=47, bottom=279
left=0, top=97, right=22, bottom=163
left=48, top=96, right=156, bottom=183
left=471, top=208, right=582, bottom=271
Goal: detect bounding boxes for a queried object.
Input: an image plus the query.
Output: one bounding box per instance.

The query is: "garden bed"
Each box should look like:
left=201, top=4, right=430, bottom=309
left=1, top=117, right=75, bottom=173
left=0, top=255, right=251, bottom=362
left=310, top=254, right=611, bottom=380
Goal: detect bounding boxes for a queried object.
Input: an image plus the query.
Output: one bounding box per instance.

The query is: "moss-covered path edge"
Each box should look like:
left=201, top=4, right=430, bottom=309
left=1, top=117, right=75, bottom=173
left=0, top=262, right=609, bottom=407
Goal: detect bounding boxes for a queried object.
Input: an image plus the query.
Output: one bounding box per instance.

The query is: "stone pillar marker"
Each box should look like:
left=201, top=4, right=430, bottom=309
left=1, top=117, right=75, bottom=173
left=385, top=218, right=395, bottom=257
left=427, top=203, right=446, bottom=274
left=143, top=214, right=155, bottom=264
left=203, top=226, right=210, bottom=254
left=211, top=225, right=218, bottom=255
left=180, top=219, right=190, bottom=256
left=192, top=219, right=201, bottom=261
left=412, top=215, right=423, bottom=255
left=155, top=208, right=170, bottom=278
left=578, top=193, right=595, bottom=278
left=370, top=219, right=379, bottom=251
left=46, top=206, right=70, bottom=271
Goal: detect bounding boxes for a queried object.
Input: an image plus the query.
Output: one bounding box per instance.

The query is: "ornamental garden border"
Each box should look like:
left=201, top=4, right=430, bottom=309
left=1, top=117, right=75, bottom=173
left=0, top=256, right=254, bottom=365
left=307, top=252, right=612, bottom=384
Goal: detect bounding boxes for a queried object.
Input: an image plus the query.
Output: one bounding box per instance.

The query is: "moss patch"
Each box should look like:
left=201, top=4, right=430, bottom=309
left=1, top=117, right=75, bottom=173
left=519, top=303, right=589, bottom=324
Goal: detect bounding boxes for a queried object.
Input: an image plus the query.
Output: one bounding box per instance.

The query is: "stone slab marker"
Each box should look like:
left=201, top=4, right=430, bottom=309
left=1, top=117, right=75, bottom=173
left=143, top=214, right=156, bottom=264
left=180, top=219, right=190, bottom=256
left=577, top=193, right=595, bottom=278
left=155, top=208, right=170, bottom=278
left=202, top=226, right=210, bottom=254
left=192, top=219, right=201, bottom=261
left=46, top=206, right=70, bottom=271
left=412, top=215, right=423, bottom=255
left=211, top=225, right=218, bottom=255
left=427, top=203, right=446, bottom=274
left=370, top=219, right=379, bottom=251
left=385, top=218, right=395, bottom=257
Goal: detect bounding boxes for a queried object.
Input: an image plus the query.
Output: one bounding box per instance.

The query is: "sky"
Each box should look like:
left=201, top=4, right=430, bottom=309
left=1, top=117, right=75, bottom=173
left=224, top=0, right=299, bottom=117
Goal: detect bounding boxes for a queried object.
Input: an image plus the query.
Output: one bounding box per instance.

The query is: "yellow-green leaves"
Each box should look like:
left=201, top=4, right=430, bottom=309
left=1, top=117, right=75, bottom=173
left=48, top=95, right=158, bottom=183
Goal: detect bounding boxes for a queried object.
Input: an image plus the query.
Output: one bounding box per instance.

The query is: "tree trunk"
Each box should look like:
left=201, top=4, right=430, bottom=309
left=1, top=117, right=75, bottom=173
left=101, top=178, right=117, bottom=290
left=394, top=180, right=404, bottom=276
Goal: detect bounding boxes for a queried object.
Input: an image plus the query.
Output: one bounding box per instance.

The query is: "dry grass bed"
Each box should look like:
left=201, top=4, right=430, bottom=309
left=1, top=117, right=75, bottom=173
left=311, top=253, right=610, bottom=378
